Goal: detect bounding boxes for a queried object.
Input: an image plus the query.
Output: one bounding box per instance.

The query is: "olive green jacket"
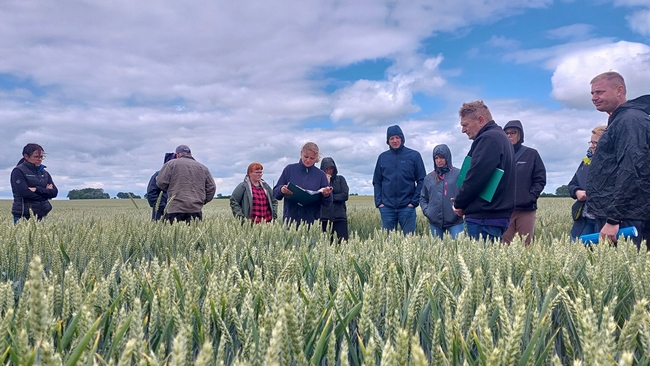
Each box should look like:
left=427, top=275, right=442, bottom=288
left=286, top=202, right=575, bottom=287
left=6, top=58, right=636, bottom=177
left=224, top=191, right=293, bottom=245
left=230, top=176, right=278, bottom=221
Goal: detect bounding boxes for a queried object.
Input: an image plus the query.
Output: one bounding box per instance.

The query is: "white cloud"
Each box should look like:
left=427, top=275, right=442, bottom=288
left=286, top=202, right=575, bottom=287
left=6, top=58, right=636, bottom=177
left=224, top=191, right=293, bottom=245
left=330, top=55, right=445, bottom=124
left=546, top=24, right=595, bottom=41
left=626, top=9, right=650, bottom=36
left=550, top=41, right=650, bottom=108
left=611, top=0, right=650, bottom=6
left=330, top=79, right=420, bottom=124
left=506, top=38, right=613, bottom=66
left=487, top=35, right=521, bottom=49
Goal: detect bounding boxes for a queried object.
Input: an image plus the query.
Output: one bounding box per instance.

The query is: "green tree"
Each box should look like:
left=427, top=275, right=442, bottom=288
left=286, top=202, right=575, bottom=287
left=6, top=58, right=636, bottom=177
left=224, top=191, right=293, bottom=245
left=116, top=192, right=142, bottom=199
left=555, top=185, right=570, bottom=197
left=67, top=188, right=110, bottom=200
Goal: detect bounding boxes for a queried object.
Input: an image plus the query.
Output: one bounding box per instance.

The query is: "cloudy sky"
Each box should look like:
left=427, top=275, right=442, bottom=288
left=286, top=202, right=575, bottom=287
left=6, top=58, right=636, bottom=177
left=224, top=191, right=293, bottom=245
left=1, top=0, right=649, bottom=199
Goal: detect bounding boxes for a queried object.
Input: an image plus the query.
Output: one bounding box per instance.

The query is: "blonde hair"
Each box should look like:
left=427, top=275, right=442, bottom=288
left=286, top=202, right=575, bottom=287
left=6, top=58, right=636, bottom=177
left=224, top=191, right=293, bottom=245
left=591, top=125, right=607, bottom=136
left=247, top=162, right=263, bottom=176
left=459, top=100, right=493, bottom=121
left=301, top=142, right=320, bottom=163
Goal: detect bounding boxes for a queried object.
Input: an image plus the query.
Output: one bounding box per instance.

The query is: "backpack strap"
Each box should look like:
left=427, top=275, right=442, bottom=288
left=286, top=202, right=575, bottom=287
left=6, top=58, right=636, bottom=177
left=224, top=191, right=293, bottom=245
left=514, top=146, right=528, bottom=162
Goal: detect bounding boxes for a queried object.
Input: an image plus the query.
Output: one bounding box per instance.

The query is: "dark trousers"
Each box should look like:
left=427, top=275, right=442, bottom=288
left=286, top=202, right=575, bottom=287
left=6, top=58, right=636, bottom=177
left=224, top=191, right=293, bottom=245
left=321, top=219, right=349, bottom=243
left=152, top=207, right=165, bottom=221
left=14, top=214, right=46, bottom=224
left=165, top=212, right=202, bottom=224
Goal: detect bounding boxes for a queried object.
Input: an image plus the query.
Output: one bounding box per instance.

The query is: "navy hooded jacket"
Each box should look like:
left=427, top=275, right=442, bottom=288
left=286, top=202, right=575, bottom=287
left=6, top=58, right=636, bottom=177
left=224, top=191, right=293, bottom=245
left=372, top=125, right=426, bottom=209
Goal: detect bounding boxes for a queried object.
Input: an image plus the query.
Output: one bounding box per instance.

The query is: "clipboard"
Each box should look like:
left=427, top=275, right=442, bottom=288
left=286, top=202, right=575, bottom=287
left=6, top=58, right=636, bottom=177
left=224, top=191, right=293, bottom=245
left=457, top=156, right=504, bottom=202
left=287, top=182, right=323, bottom=206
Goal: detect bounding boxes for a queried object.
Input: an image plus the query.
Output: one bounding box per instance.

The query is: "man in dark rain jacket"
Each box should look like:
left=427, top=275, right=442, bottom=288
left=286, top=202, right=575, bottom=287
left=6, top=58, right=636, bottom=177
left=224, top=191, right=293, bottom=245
left=372, top=125, right=426, bottom=235
left=587, top=71, right=650, bottom=248
left=502, top=120, right=546, bottom=245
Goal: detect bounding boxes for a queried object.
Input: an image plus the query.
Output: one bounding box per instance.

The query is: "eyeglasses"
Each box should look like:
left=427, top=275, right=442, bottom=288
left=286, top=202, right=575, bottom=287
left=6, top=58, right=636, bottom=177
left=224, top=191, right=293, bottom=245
left=31, top=155, right=46, bottom=160
left=588, top=141, right=598, bottom=146
left=505, top=131, right=518, bottom=136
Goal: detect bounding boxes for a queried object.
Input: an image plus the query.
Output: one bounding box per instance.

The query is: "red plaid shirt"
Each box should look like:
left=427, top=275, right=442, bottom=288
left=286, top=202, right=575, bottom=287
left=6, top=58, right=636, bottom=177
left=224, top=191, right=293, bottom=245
left=250, top=185, right=272, bottom=223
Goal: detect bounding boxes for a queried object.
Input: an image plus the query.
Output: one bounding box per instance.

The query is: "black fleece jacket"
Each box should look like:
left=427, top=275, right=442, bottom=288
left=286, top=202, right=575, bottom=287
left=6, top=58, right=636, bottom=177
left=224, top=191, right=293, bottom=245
left=454, top=120, right=515, bottom=219
left=319, top=157, right=349, bottom=221
left=503, top=120, right=546, bottom=210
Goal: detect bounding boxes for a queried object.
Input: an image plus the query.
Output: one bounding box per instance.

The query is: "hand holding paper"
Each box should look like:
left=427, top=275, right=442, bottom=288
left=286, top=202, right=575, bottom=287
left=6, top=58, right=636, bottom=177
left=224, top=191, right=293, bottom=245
left=320, top=186, right=333, bottom=197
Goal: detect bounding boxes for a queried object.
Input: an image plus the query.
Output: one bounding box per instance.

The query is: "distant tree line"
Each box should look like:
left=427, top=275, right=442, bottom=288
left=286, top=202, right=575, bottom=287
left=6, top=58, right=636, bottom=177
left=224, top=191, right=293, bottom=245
left=67, top=188, right=110, bottom=200
left=540, top=185, right=570, bottom=197
left=116, top=192, right=142, bottom=199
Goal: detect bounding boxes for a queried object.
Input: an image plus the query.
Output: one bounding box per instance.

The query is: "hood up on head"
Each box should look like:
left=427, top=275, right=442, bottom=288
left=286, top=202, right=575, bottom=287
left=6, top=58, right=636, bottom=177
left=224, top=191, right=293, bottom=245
left=320, top=157, right=338, bottom=176
left=164, top=152, right=175, bottom=164
left=504, top=119, right=524, bottom=152
left=386, top=125, right=405, bottom=149
left=432, top=144, right=452, bottom=175
left=610, top=95, right=650, bottom=123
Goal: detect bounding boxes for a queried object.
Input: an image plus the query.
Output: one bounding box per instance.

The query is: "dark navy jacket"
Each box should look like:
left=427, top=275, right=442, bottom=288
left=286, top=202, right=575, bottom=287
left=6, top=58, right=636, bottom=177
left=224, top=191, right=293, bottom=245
left=568, top=158, right=593, bottom=238
left=273, top=159, right=333, bottom=225
left=372, top=125, right=426, bottom=209
left=11, top=161, right=58, bottom=218
left=146, top=171, right=168, bottom=220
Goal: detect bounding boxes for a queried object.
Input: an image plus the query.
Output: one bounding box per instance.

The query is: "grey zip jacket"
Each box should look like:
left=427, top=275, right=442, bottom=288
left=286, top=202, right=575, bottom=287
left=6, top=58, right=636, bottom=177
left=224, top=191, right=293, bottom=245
left=420, top=144, right=464, bottom=228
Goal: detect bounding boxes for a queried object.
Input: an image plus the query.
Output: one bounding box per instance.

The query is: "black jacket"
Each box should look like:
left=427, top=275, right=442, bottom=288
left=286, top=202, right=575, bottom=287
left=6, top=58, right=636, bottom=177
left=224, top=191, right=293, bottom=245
left=568, top=160, right=590, bottom=200
left=11, top=161, right=58, bottom=218
left=586, top=95, right=650, bottom=221
left=146, top=171, right=168, bottom=220
left=568, top=158, right=593, bottom=238
left=454, top=120, right=515, bottom=219
left=503, top=120, right=546, bottom=210
left=320, top=157, right=349, bottom=221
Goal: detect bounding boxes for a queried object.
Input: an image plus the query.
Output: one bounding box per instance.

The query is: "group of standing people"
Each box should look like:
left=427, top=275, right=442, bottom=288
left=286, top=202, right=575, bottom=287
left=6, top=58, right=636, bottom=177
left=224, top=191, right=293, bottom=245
left=373, top=109, right=546, bottom=244
left=10, top=72, right=649, bottom=249
left=228, top=142, right=350, bottom=242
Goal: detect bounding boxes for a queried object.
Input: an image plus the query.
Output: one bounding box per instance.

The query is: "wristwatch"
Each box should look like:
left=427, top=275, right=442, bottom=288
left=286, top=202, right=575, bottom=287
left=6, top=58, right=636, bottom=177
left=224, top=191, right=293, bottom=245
left=606, top=218, right=621, bottom=225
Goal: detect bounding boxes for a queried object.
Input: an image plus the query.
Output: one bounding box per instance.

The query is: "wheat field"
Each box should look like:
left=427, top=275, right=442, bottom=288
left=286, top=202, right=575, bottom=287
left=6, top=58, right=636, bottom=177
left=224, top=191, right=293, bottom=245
left=0, top=197, right=647, bottom=365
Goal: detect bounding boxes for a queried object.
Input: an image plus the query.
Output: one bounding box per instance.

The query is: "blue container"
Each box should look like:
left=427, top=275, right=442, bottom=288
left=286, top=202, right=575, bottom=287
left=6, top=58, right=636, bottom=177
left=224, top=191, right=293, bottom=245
left=579, top=226, right=638, bottom=244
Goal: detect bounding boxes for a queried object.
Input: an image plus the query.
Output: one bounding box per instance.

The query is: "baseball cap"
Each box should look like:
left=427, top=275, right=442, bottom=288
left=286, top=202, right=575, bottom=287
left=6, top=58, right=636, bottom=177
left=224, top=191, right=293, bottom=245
left=175, top=145, right=191, bottom=154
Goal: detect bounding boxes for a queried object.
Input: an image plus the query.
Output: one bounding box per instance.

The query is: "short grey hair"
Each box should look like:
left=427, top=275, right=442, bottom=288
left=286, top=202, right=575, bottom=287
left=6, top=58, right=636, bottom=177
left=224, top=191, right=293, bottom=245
left=459, top=100, right=493, bottom=121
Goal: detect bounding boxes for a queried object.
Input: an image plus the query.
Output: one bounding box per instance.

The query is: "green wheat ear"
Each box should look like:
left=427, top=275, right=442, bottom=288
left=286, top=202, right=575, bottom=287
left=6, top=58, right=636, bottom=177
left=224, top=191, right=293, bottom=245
left=154, top=190, right=163, bottom=216
left=127, top=192, right=139, bottom=209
